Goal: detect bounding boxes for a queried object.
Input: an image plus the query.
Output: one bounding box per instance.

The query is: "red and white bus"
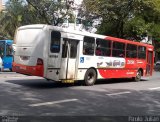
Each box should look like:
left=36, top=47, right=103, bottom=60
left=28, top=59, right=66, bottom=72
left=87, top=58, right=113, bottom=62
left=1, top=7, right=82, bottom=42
left=12, top=24, right=154, bottom=85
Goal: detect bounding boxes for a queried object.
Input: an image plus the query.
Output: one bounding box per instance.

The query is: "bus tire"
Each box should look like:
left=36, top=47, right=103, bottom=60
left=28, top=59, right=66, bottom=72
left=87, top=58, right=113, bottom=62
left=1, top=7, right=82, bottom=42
left=133, top=70, right=142, bottom=82
left=84, top=69, right=97, bottom=86
left=46, top=78, right=50, bottom=81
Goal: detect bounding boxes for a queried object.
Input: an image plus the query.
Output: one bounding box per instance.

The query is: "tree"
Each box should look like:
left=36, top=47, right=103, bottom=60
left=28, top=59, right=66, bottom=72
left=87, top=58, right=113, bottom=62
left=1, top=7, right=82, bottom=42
left=82, top=0, right=138, bottom=38
left=0, top=0, right=25, bottom=39
left=25, top=0, right=75, bottom=25
left=82, top=0, right=160, bottom=60
left=0, top=0, right=74, bottom=39
left=82, top=0, right=160, bottom=40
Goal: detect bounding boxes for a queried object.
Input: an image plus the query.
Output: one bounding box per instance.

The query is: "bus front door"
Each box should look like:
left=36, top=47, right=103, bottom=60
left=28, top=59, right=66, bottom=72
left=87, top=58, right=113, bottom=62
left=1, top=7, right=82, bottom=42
left=59, top=38, right=79, bottom=82
left=146, top=51, right=153, bottom=76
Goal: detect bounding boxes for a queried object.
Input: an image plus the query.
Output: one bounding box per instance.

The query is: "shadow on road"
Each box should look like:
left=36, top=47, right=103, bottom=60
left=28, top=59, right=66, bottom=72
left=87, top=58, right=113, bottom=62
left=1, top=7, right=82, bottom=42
left=1, top=80, right=160, bottom=116
left=95, top=78, right=148, bottom=85
left=6, top=77, right=149, bottom=89
left=6, top=79, right=76, bottom=89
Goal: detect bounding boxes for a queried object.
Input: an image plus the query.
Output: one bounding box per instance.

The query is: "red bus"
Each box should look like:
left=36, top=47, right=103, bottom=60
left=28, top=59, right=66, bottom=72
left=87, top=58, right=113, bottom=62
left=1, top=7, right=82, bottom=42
left=12, top=25, right=154, bottom=85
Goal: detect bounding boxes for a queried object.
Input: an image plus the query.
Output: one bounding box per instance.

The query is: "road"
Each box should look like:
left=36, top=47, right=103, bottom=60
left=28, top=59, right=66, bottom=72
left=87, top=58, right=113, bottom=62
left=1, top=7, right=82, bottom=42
left=0, top=71, right=160, bottom=121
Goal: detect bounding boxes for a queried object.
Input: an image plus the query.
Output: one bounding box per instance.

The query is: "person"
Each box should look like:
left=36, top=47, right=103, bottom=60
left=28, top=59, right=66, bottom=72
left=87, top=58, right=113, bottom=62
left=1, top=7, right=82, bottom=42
left=0, top=56, right=3, bottom=72
left=96, top=48, right=102, bottom=56
left=119, top=53, right=124, bottom=57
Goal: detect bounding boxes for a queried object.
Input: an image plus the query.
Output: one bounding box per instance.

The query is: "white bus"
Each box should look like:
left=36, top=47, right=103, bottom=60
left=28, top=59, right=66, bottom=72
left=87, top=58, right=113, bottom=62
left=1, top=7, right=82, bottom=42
left=12, top=24, right=154, bottom=85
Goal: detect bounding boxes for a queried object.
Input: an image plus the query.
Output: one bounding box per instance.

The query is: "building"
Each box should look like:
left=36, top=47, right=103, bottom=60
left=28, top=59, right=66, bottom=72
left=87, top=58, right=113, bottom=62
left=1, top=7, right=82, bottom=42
left=0, top=0, right=5, bottom=11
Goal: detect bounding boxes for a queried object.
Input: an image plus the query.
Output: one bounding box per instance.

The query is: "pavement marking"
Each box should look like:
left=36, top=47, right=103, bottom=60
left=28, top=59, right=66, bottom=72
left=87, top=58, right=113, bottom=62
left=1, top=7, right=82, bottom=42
left=106, top=91, right=131, bottom=96
left=149, top=87, right=160, bottom=90
left=3, top=76, right=27, bottom=78
left=29, top=99, right=78, bottom=107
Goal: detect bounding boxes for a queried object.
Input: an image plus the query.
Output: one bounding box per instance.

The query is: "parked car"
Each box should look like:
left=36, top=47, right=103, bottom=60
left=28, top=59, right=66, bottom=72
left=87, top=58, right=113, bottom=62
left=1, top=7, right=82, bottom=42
left=0, top=57, right=3, bottom=71
left=156, top=60, right=160, bottom=66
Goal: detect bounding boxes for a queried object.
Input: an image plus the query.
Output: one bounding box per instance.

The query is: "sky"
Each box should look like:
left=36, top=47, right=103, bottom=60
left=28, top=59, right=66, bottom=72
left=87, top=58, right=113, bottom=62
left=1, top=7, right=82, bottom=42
left=2, top=0, right=8, bottom=4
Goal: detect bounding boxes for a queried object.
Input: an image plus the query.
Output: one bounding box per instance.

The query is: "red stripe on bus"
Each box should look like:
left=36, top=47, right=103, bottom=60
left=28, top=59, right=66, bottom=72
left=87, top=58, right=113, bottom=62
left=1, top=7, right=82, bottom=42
left=12, top=62, right=44, bottom=77
left=98, top=69, right=136, bottom=78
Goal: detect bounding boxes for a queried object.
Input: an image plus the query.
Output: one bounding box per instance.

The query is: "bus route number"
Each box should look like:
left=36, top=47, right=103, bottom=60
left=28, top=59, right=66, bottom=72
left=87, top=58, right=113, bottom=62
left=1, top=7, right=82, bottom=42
left=127, top=60, right=135, bottom=64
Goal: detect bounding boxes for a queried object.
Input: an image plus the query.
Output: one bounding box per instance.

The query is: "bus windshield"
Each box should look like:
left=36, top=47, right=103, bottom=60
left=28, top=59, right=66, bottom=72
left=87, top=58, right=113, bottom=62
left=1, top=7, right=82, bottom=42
left=0, top=41, right=5, bottom=57
left=6, top=44, right=13, bottom=56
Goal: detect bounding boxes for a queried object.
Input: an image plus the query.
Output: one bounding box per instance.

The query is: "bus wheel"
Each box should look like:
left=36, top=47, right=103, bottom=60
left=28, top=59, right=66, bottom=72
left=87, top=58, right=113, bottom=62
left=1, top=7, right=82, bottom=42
left=84, top=69, right=97, bottom=86
left=133, top=70, right=142, bottom=82
left=46, top=78, right=50, bottom=82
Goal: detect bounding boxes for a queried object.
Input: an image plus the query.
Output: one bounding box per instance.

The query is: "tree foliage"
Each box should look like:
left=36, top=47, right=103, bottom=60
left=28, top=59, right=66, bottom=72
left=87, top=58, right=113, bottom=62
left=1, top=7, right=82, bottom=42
left=0, top=0, right=73, bottom=39
left=81, top=0, right=160, bottom=57
left=83, top=0, right=160, bottom=41
left=0, top=0, right=25, bottom=39
left=1, top=0, right=160, bottom=47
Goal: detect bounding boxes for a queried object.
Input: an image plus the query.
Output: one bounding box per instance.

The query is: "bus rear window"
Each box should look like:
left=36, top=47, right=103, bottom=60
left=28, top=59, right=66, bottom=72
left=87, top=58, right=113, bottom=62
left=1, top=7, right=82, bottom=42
left=16, top=29, right=42, bottom=45
left=50, top=31, right=61, bottom=53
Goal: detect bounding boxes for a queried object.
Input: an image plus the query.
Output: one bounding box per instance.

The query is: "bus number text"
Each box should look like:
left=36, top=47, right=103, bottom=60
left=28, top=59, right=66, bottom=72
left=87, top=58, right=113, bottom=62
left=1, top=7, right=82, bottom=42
left=127, top=60, right=135, bottom=64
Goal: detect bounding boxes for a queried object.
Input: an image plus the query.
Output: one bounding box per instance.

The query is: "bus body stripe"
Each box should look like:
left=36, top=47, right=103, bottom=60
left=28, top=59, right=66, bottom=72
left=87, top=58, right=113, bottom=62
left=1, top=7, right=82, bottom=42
left=12, top=62, right=44, bottom=77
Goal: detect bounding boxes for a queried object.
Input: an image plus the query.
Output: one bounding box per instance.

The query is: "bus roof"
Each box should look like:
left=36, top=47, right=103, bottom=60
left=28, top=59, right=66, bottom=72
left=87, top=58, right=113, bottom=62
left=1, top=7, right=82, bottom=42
left=17, top=24, right=153, bottom=48
left=0, top=40, right=13, bottom=44
left=18, top=24, right=45, bottom=30
left=106, top=36, right=153, bottom=48
left=18, top=24, right=106, bottom=39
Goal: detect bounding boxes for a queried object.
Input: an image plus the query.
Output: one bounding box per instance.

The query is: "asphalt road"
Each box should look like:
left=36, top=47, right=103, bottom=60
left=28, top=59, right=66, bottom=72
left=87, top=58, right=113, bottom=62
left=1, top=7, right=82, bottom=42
left=0, top=71, right=160, bottom=121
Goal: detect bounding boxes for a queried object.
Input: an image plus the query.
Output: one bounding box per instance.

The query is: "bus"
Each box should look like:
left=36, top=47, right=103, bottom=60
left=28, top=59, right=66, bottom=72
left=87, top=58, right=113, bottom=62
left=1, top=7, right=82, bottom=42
left=12, top=24, right=154, bottom=85
left=0, top=40, right=13, bottom=71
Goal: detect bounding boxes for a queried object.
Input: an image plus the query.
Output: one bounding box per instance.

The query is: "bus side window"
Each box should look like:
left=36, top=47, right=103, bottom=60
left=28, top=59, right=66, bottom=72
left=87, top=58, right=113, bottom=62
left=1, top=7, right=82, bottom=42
left=96, top=38, right=111, bottom=56
left=138, top=46, right=146, bottom=59
left=112, top=42, right=125, bottom=58
left=126, top=44, right=137, bottom=58
left=83, top=36, right=95, bottom=55
left=50, top=31, right=61, bottom=53
left=96, top=48, right=102, bottom=55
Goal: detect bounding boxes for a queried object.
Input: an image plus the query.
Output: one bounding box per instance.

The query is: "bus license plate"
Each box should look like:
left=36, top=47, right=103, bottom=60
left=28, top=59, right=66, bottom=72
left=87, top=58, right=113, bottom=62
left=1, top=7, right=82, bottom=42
left=20, top=66, right=26, bottom=70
